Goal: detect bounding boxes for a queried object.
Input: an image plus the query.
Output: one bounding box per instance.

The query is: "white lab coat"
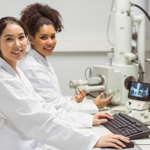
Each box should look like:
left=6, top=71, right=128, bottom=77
left=21, top=49, right=98, bottom=114
left=0, top=57, right=100, bottom=150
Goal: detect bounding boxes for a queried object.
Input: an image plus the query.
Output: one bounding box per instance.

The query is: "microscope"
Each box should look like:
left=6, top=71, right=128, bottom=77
left=69, top=0, right=150, bottom=114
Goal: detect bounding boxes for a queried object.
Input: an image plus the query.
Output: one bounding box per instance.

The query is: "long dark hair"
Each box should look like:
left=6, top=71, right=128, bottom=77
left=0, top=17, right=27, bottom=37
left=0, top=17, right=28, bottom=56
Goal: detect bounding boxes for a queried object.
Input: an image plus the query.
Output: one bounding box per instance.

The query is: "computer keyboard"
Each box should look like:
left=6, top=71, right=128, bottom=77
left=101, top=113, right=150, bottom=139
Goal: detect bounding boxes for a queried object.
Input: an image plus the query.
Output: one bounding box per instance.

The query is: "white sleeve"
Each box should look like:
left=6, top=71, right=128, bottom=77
left=38, top=94, right=94, bottom=128
left=0, top=76, right=100, bottom=150
left=25, top=67, right=98, bottom=114
left=20, top=69, right=94, bottom=128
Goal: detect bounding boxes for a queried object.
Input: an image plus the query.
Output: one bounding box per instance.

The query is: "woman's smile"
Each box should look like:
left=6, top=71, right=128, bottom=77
left=44, top=47, right=53, bottom=51
left=12, top=50, right=22, bottom=55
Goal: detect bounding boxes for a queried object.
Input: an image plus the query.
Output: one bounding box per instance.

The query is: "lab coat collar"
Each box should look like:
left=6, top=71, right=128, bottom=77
left=0, top=57, right=19, bottom=79
left=29, top=49, right=50, bottom=70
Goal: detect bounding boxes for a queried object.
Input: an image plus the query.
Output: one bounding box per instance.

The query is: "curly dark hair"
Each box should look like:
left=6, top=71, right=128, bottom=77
left=20, top=3, right=64, bottom=37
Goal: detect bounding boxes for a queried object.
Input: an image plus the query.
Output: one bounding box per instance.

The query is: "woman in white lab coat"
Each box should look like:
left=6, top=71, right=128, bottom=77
left=0, top=16, right=130, bottom=149
left=20, top=3, right=113, bottom=115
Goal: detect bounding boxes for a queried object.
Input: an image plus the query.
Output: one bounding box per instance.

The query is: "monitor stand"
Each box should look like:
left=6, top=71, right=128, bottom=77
left=126, top=99, right=150, bottom=110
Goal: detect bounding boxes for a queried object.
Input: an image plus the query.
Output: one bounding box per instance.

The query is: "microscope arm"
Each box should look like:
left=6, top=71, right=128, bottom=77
left=75, top=85, right=105, bottom=94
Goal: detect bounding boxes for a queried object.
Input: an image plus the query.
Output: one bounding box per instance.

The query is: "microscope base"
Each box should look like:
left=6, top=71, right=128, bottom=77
left=126, top=99, right=150, bottom=110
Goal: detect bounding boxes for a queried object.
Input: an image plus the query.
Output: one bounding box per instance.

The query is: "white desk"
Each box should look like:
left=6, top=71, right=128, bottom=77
left=91, top=125, right=150, bottom=150
left=82, top=98, right=150, bottom=150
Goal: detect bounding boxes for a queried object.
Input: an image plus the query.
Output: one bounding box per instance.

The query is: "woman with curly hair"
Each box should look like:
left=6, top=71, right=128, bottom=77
left=0, top=16, right=130, bottom=150
left=19, top=3, right=130, bottom=149
left=20, top=3, right=113, bottom=115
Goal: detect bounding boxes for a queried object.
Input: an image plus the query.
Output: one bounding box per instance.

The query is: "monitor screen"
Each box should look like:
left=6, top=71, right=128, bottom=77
left=128, top=81, right=150, bottom=101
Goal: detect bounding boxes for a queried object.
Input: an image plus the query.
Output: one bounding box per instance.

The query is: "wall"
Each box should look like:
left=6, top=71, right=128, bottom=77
left=15, top=0, right=150, bottom=96
left=47, top=51, right=150, bottom=96
left=0, top=0, right=115, bottom=52
left=19, top=50, right=150, bottom=96
left=47, top=52, right=108, bottom=95
left=48, top=0, right=150, bottom=96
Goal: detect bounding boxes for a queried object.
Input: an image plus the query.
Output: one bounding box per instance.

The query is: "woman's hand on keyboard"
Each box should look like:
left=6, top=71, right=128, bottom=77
left=94, top=93, right=113, bottom=109
left=94, top=134, right=130, bottom=149
left=93, top=112, right=114, bottom=125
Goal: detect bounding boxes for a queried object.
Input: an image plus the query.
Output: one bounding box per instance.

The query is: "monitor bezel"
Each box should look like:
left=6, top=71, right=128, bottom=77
left=128, top=81, right=150, bottom=101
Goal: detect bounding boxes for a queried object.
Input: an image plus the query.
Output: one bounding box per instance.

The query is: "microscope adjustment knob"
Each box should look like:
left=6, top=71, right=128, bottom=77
left=117, top=98, right=121, bottom=102
left=128, top=101, right=131, bottom=105
left=108, top=90, right=115, bottom=96
left=140, top=112, right=145, bottom=116
left=144, top=115, right=149, bottom=119
left=120, top=9, right=125, bottom=14
left=75, top=89, right=78, bottom=93
left=107, top=53, right=114, bottom=58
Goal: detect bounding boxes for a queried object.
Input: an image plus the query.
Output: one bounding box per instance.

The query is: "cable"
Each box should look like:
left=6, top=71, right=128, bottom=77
left=107, top=0, right=115, bottom=46
left=132, top=34, right=144, bottom=82
left=86, top=93, right=95, bottom=99
left=132, top=4, right=150, bottom=82
left=133, top=4, right=150, bottom=22
left=107, top=3, right=150, bottom=46
left=106, top=3, right=149, bottom=81
left=133, top=57, right=144, bottom=82
left=139, top=63, right=144, bottom=82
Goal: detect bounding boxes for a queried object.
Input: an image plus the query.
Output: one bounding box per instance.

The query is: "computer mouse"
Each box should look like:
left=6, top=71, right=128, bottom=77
left=105, top=140, right=134, bottom=149
left=120, top=140, right=134, bottom=149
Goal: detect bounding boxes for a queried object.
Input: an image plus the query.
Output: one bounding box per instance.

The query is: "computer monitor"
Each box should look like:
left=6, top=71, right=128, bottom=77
left=128, top=81, right=150, bottom=101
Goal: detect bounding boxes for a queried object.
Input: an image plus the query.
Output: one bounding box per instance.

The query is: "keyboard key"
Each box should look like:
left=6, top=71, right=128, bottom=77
left=121, top=131, right=127, bottom=136
left=131, top=124, right=136, bottom=128
left=118, top=128, right=123, bottom=132
left=101, top=113, right=150, bottom=139
left=135, top=123, right=141, bottom=127
left=128, top=126, right=132, bottom=129
left=135, top=127, right=142, bottom=132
